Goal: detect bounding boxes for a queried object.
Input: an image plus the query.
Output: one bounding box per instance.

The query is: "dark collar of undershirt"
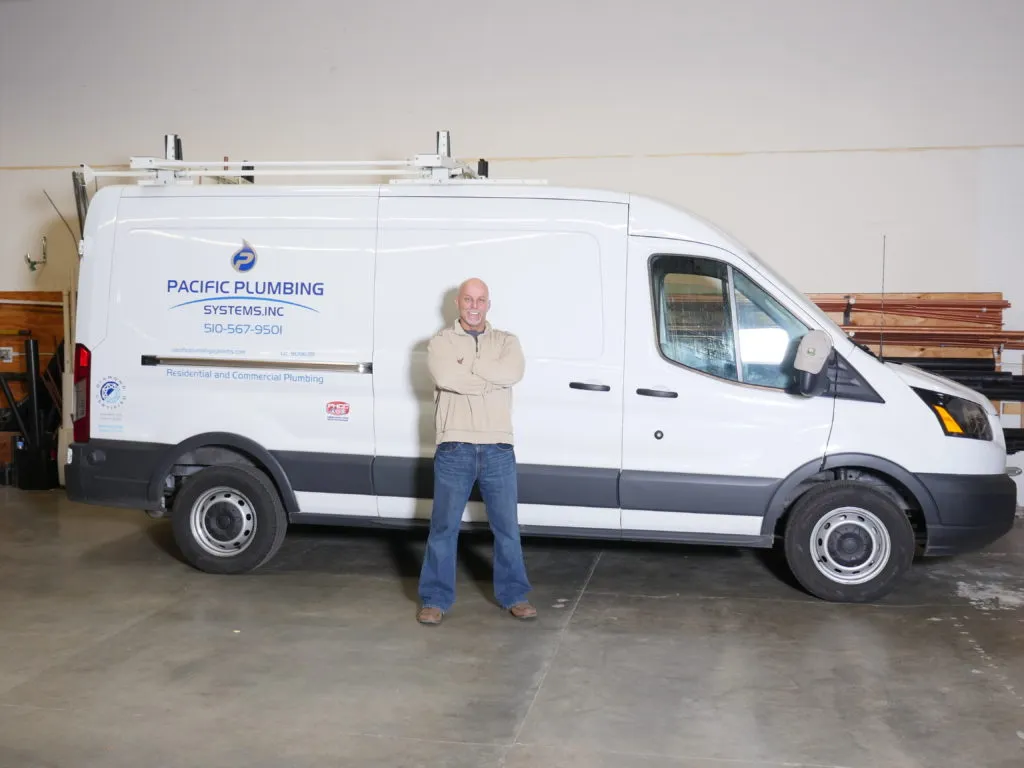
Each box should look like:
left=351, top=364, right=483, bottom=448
left=459, top=320, right=484, bottom=338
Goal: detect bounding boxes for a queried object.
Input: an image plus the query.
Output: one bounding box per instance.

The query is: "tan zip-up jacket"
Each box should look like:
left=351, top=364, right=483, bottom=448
left=426, top=319, right=526, bottom=445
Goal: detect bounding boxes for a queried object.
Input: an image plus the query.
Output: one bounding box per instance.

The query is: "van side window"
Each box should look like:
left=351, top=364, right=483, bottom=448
left=651, top=255, right=738, bottom=381
left=732, top=269, right=808, bottom=388
left=651, top=254, right=808, bottom=389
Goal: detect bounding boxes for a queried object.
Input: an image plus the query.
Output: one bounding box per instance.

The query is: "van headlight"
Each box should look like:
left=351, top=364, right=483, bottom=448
left=913, top=388, right=993, bottom=441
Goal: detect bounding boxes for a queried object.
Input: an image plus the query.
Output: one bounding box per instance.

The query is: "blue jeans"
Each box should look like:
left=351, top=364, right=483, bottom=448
left=418, top=441, right=532, bottom=612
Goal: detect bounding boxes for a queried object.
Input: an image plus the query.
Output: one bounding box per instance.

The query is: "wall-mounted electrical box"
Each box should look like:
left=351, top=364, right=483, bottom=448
left=0, top=347, right=13, bottom=363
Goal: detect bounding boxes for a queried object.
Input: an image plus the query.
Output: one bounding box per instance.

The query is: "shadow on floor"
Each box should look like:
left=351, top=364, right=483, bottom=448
left=134, top=520, right=521, bottom=607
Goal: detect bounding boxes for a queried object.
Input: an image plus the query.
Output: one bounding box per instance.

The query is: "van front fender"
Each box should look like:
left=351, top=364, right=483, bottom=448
left=760, top=453, right=941, bottom=538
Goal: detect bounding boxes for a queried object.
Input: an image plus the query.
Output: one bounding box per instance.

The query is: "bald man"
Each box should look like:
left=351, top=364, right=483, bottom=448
left=416, top=278, right=536, bottom=625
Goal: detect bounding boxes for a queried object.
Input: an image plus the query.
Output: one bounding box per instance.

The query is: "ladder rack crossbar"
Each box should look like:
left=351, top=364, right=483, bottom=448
left=129, top=157, right=420, bottom=170
left=76, top=131, right=534, bottom=187
left=87, top=167, right=428, bottom=179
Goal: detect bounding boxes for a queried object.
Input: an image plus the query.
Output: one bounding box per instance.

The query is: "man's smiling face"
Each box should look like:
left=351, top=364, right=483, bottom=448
left=457, top=278, right=490, bottom=332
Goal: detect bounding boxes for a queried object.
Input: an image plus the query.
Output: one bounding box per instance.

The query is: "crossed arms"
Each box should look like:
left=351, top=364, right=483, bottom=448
left=427, top=333, right=525, bottom=395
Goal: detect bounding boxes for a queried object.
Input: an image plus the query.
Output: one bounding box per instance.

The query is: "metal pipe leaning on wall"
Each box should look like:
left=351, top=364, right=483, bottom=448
left=24, top=339, right=41, bottom=448
left=0, top=374, right=30, bottom=443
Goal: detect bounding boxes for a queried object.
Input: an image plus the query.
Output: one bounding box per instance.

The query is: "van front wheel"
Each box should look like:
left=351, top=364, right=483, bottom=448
left=783, top=481, right=915, bottom=602
left=170, top=464, right=288, bottom=574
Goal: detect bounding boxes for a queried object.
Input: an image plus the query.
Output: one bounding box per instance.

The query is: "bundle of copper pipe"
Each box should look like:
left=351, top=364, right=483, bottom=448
left=808, top=295, right=1010, bottom=328
left=807, top=293, right=1022, bottom=350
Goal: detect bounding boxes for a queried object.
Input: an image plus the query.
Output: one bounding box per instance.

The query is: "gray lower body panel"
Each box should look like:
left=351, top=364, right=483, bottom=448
left=65, top=439, right=777, bottom=519
left=64, top=438, right=1018, bottom=556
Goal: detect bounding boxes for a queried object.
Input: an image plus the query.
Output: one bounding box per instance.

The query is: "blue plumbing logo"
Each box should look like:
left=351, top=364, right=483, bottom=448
left=231, top=240, right=257, bottom=273
left=97, top=377, right=126, bottom=409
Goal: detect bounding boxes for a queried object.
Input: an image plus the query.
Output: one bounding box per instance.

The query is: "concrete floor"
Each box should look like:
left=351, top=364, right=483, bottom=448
left=1, top=488, right=1023, bottom=768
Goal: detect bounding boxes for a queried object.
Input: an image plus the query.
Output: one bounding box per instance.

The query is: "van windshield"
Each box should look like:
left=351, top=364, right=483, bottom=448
left=742, top=250, right=850, bottom=340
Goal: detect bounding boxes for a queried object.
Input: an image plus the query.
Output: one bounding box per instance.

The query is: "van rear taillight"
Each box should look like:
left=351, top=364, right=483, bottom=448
left=73, top=344, right=91, bottom=443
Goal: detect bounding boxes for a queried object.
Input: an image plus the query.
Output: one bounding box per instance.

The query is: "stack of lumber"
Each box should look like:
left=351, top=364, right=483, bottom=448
left=807, top=292, right=1024, bottom=358
left=809, top=291, right=1024, bottom=429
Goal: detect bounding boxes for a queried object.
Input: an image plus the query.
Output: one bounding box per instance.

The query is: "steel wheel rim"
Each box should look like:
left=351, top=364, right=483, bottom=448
left=810, top=506, right=891, bottom=585
left=190, top=486, right=257, bottom=557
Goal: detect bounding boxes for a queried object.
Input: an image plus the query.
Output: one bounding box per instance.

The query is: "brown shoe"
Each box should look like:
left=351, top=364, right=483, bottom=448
left=508, top=602, right=537, bottom=620
left=417, top=606, right=444, bottom=625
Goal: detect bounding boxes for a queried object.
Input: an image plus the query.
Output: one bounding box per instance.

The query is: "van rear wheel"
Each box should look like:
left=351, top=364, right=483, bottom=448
left=783, top=480, right=915, bottom=603
left=170, top=464, right=288, bottom=574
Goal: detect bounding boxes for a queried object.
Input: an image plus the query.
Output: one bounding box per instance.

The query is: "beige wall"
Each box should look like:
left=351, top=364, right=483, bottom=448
left=2, top=0, right=1023, bottom=312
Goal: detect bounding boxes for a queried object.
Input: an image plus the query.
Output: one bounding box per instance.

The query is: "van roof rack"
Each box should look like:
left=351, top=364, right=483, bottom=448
left=82, top=130, right=544, bottom=187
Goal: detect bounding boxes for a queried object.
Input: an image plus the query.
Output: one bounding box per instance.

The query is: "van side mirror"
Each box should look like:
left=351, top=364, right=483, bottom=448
left=792, top=330, right=833, bottom=397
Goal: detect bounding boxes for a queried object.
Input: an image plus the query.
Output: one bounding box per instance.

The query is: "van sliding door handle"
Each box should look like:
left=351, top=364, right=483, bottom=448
left=569, top=382, right=611, bottom=392
left=637, top=388, right=678, bottom=398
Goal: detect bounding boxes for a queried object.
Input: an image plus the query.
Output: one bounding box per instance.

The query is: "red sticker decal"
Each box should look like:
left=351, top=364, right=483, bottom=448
left=326, top=401, right=350, bottom=422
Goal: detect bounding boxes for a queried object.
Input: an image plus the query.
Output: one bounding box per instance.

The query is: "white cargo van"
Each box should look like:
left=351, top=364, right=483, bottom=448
left=65, top=133, right=1017, bottom=602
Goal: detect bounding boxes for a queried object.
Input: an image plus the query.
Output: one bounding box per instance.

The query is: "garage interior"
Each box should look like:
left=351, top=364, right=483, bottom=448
left=2, top=1, right=1024, bottom=766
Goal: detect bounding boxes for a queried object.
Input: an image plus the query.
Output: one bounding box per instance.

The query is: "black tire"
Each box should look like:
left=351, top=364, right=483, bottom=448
left=782, top=480, right=915, bottom=603
left=170, top=464, right=288, bottom=574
